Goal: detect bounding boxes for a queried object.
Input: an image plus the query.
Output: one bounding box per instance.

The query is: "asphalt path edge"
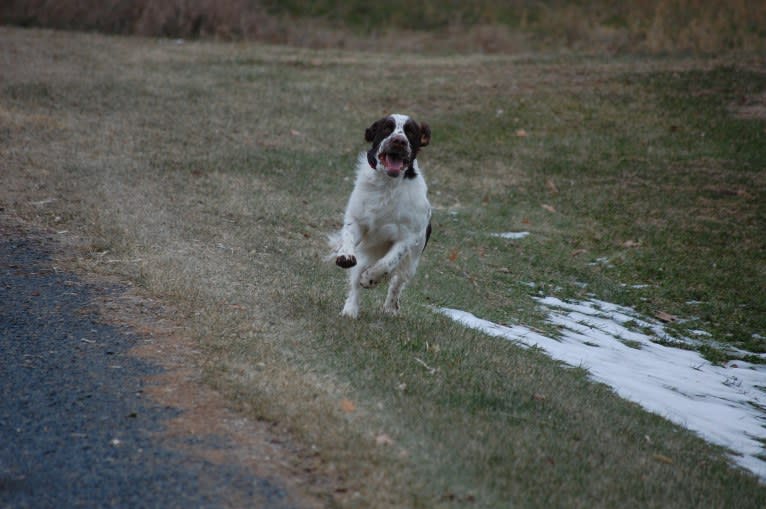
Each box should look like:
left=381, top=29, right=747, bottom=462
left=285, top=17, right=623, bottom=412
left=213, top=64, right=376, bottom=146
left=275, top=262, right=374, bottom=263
left=0, top=217, right=328, bottom=508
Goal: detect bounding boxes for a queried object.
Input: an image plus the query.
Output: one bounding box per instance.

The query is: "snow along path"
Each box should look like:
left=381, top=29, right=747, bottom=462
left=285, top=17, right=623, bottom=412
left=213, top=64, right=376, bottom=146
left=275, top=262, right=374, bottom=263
left=438, top=297, right=766, bottom=480
left=491, top=231, right=530, bottom=240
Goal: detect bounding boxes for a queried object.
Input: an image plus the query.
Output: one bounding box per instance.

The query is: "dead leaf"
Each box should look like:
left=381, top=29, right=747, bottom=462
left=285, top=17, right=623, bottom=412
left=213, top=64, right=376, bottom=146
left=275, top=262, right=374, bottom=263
left=521, top=217, right=531, bottom=225
left=542, top=204, right=556, bottom=213
left=533, top=393, right=546, bottom=401
left=515, top=129, right=528, bottom=137
left=340, top=398, right=356, bottom=413
left=545, top=178, right=559, bottom=194
left=655, top=311, right=678, bottom=323
left=571, top=249, right=587, bottom=257
left=290, top=129, right=302, bottom=136
left=376, top=433, right=394, bottom=446
left=653, top=453, right=673, bottom=464
left=448, top=249, right=459, bottom=262
left=426, top=341, right=441, bottom=353
left=622, top=240, right=641, bottom=248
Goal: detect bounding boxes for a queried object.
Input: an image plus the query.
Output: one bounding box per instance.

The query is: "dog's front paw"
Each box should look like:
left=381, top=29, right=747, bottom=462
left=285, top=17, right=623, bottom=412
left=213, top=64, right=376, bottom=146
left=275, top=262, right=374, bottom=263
left=336, top=254, right=357, bottom=268
left=341, top=302, right=359, bottom=319
left=360, top=268, right=386, bottom=288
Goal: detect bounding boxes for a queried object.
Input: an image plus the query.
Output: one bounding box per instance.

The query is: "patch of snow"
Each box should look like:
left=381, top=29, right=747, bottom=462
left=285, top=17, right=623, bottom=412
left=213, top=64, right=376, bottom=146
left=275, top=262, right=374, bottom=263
left=438, top=297, right=766, bottom=481
left=493, top=231, right=530, bottom=240
left=588, top=257, right=614, bottom=268
left=620, top=283, right=651, bottom=289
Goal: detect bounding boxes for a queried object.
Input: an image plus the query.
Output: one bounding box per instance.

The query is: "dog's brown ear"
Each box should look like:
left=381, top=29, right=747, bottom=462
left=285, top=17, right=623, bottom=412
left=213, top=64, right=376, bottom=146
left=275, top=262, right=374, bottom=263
left=365, top=120, right=379, bottom=143
left=419, top=122, right=431, bottom=147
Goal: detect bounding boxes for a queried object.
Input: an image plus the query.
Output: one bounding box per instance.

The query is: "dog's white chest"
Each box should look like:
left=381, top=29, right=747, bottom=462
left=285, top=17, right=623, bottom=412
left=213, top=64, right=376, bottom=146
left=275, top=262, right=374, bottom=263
left=358, top=182, right=429, bottom=241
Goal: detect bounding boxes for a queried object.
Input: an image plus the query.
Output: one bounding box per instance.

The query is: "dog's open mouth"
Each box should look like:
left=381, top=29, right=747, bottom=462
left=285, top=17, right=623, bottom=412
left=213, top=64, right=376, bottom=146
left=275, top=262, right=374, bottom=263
left=379, top=152, right=409, bottom=178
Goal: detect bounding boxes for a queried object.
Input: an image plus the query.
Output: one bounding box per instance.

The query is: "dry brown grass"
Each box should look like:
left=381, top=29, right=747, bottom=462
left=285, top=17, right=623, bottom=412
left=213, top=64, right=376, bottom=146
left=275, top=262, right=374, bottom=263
left=2, top=0, right=765, bottom=54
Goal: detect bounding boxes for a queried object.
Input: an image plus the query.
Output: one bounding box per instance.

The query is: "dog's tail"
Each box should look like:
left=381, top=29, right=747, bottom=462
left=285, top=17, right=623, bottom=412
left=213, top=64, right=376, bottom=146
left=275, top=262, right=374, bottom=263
left=423, top=222, right=432, bottom=252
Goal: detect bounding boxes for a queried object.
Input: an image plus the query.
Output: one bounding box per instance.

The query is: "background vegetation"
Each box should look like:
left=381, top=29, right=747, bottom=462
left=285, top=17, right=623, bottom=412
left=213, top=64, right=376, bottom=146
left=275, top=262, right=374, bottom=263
left=2, top=0, right=766, bottom=54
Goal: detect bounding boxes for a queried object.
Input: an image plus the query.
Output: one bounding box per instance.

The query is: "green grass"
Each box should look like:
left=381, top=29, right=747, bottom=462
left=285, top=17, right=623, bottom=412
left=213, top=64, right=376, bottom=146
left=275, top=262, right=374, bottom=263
left=2, top=26, right=765, bottom=507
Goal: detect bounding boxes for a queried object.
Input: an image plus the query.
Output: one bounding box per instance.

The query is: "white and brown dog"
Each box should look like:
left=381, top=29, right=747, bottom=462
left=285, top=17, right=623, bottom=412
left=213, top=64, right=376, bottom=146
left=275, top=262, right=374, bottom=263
left=329, top=114, right=432, bottom=318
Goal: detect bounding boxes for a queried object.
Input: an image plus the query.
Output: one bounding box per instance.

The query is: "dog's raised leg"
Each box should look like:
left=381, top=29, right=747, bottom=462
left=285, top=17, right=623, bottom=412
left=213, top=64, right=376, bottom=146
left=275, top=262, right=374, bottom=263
left=360, top=242, right=410, bottom=288
left=335, top=221, right=361, bottom=269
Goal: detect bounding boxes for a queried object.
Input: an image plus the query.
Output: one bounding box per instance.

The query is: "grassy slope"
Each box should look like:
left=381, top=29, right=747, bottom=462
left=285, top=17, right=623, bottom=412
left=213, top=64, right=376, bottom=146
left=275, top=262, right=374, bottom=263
left=1, top=27, right=765, bottom=507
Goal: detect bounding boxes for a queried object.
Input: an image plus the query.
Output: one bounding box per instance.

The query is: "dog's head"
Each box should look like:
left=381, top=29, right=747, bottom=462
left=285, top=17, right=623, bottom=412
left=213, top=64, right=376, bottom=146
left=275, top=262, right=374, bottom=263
left=365, top=114, right=431, bottom=179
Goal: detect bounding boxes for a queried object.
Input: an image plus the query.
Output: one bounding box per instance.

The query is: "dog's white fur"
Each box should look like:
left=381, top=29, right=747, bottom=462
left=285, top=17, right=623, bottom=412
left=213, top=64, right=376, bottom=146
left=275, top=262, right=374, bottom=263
left=329, top=114, right=431, bottom=318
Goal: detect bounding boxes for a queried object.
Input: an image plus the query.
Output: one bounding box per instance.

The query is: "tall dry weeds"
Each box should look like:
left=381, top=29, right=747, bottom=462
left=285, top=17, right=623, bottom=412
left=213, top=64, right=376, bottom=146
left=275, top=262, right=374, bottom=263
left=1, top=1, right=763, bottom=54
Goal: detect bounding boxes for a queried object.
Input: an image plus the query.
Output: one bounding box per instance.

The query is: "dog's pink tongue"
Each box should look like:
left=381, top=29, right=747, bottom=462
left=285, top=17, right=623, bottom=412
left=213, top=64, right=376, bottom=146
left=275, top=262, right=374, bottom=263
left=383, top=155, right=404, bottom=177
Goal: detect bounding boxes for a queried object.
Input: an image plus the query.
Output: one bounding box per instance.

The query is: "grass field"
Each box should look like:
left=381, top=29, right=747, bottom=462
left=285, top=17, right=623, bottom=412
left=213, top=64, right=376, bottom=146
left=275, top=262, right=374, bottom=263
left=2, top=26, right=765, bottom=507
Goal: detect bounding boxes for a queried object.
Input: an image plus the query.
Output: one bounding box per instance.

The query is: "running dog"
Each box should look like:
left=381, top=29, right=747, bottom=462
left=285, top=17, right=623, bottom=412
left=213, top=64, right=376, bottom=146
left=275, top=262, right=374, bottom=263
left=329, top=114, right=432, bottom=318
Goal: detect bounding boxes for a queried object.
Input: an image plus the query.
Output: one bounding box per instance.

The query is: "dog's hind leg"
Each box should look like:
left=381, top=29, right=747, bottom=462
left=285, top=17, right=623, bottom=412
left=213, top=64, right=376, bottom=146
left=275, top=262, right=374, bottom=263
left=383, top=274, right=405, bottom=315
left=383, top=253, right=418, bottom=315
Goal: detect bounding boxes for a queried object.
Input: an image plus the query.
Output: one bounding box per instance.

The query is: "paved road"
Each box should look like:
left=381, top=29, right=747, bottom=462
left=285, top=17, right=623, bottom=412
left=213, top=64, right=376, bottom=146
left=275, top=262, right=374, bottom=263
left=0, top=226, right=298, bottom=508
